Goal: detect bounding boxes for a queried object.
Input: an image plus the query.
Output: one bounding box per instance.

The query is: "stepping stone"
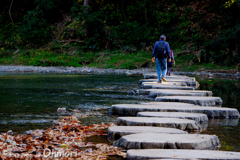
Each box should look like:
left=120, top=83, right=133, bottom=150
left=127, top=149, right=240, bottom=160
left=113, top=133, right=220, bottom=150
left=129, top=89, right=212, bottom=98
left=155, top=90, right=212, bottom=97
left=139, top=79, right=200, bottom=88
left=117, top=117, right=201, bottom=131
left=155, top=96, right=223, bottom=106
left=137, top=112, right=208, bottom=123
left=143, top=74, right=195, bottom=81
left=108, top=126, right=187, bottom=139
left=142, top=81, right=187, bottom=86
left=141, top=83, right=195, bottom=90
left=109, top=103, right=239, bottom=118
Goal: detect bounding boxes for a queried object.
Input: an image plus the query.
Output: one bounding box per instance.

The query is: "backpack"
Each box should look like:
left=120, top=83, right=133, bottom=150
left=154, top=41, right=166, bottom=59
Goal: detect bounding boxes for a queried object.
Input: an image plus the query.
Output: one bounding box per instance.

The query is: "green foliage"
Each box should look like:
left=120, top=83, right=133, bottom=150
left=201, top=25, right=240, bottom=65
left=19, top=0, right=58, bottom=46
left=1, top=0, right=240, bottom=67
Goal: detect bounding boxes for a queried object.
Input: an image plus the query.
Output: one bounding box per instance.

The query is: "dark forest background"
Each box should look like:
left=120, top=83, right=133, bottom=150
left=0, top=0, right=240, bottom=67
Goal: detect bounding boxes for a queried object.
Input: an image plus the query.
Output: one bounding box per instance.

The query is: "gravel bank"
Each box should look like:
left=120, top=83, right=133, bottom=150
left=0, top=65, right=239, bottom=78
left=0, top=65, right=155, bottom=75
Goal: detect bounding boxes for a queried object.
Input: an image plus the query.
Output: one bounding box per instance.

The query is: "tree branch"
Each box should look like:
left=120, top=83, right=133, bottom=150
left=9, top=0, right=14, bottom=26
left=122, top=0, right=129, bottom=22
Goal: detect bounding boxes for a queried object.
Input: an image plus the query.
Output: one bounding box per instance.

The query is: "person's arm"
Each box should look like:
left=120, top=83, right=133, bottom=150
left=172, top=51, right=174, bottom=60
left=152, top=42, right=157, bottom=58
left=165, top=42, right=171, bottom=55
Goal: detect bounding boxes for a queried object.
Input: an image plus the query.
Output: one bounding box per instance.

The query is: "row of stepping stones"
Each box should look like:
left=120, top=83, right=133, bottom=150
left=108, top=73, right=240, bottom=159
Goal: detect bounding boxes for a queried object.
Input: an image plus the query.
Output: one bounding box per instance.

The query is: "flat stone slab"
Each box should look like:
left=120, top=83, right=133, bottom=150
left=127, top=149, right=240, bottom=160
left=114, top=133, right=220, bottom=150
left=137, top=112, right=208, bottom=123
left=107, top=126, right=187, bottom=139
left=129, top=89, right=212, bottom=98
left=156, top=90, right=213, bottom=97
left=139, top=79, right=200, bottom=88
left=142, top=81, right=187, bottom=86
left=109, top=103, right=239, bottom=118
left=141, top=83, right=195, bottom=90
left=117, top=117, right=201, bottom=131
left=155, top=96, right=223, bottom=106
left=143, top=74, right=195, bottom=81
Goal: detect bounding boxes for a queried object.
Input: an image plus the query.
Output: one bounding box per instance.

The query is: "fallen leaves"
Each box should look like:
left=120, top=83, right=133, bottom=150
left=0, top=116, right=126, bottom=159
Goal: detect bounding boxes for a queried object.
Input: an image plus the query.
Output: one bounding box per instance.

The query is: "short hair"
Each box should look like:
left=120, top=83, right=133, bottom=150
left=160, top=35, right=166, bottom=40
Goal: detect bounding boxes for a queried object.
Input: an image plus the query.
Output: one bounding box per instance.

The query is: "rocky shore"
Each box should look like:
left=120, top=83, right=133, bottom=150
left=0, top=65, right=239, bottom=79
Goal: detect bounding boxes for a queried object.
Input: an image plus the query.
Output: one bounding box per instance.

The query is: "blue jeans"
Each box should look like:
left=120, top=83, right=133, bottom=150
left=156, top=58, right=167, bottom=82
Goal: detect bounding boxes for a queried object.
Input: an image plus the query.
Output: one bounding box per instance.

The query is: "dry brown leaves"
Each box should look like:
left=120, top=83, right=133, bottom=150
left=0, top=116, right=126, bottom=159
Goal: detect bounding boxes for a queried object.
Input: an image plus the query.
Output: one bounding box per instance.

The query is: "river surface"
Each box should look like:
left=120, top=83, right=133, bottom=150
left=0, top=73, right=239, bottom=152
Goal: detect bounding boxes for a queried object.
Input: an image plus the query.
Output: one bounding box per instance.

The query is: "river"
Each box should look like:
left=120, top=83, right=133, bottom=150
left=0, top=73, right=239, bottom=152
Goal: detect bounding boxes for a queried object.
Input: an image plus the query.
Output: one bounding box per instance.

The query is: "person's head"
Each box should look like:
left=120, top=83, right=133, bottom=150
left=160, top=35, right=166, bottom=41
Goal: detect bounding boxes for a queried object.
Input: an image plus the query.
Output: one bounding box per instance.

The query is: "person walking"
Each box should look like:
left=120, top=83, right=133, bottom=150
left=152, top=35, right=171, bottom=83
left=167, top=50, right=175, bottom=76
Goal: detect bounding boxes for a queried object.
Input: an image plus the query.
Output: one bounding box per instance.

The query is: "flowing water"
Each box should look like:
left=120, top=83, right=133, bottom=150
left=196, top=77, right=240, bottom=152
left=0, top=73, right=239, bottom=153
left=0, top=73, right=148, bottom=134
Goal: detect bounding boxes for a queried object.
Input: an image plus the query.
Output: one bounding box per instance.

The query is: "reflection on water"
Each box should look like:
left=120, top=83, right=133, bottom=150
left=208, top=118, right=239, bottom=126
left=0, top=73, right=149, bottom=134
left=197, top=77, right=240, bottom=152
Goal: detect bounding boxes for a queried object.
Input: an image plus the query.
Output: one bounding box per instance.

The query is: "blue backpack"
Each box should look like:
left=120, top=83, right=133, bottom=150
left=154, top=41, right=166, bottom=59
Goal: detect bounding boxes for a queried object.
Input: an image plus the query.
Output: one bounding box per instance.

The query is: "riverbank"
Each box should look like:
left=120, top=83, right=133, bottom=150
left=0, top=115, right=126, bottom=159
left=0, top=65, right=239, bottom=79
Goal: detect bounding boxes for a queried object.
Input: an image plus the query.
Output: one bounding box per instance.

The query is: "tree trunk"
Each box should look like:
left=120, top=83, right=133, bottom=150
left=84, top=0, right=89, bottom=5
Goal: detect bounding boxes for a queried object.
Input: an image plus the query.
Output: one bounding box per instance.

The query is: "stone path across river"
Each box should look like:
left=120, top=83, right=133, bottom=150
left=108, top=72, right=240, bottom=159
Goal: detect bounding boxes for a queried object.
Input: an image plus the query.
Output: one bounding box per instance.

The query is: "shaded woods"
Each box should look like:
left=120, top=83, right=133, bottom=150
left=0, top=0, right=240, bottom=67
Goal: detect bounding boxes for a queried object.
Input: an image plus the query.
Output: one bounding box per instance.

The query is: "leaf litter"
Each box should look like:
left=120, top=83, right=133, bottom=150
left=0, top=116, right=126, bottom=159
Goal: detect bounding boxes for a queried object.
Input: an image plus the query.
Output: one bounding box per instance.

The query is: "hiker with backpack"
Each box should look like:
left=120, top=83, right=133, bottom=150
left=152, top=35, right=171, bottom=83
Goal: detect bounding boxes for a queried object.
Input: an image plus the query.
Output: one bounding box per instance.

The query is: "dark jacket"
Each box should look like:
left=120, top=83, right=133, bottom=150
left=167, top=50, right=174, bottom=66
left=152, top=40, right=171, bottom=58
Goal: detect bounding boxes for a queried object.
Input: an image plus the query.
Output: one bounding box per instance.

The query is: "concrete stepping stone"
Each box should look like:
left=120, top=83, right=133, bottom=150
left=137, top=112, right=208, bottom=123
left=127, top=149, right=240, bottom=160
left=143, top=74, right=195, bottom=81
left=141, top=83, right=195, bottom=90
left=142, top=81, right=187, bottom=86
left=155, top=96, right=223, bottom=106
left=113, top=133, right=220, bottom=150
left=139, top=79, right=200, bottom=88
left=107, top=126, right=187, bottom=139
left=109, top=103, right=239, bottom=118
left=155, top=90, right=213, bottom=97
left=117, top=117, right=201, bottom=131
left=129, top=89, right=212, bottom=98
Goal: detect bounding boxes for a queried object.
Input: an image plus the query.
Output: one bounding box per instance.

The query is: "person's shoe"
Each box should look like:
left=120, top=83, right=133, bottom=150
left=157, top=81, right=162, bottom=83
left=161, top=77, right=167, bottom=82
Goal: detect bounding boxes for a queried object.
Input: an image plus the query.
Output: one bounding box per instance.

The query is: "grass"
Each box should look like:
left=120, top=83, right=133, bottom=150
left=173, top=53, right=236, bottom=72
left=0, top=49, right=152, bottom=69
left=0, top=48, right=237, bottom=72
